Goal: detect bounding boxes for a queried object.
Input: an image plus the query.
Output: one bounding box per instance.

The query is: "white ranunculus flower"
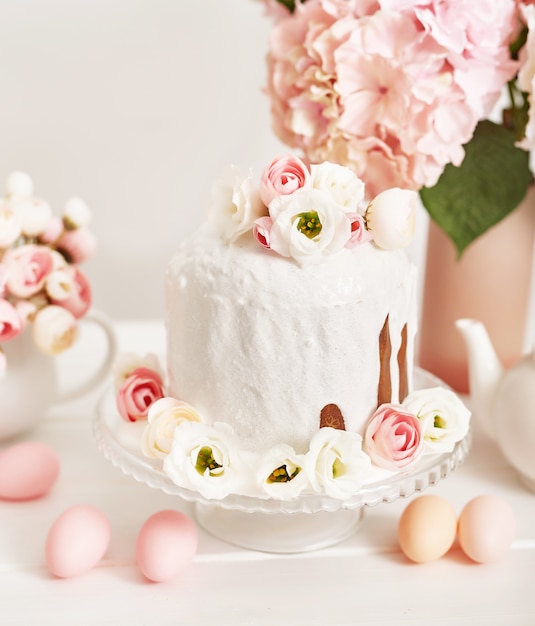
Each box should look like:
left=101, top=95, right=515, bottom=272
left=256, top=443, right=308, bottom=500
left=63, top=197, right=92, bottom=229
left=305, top=428, right=372, bottom=499
left=310, top=162, right=366, bottom=213
left=32, top=305, right=78, bottom=355
left=142, top=397, right=202, bottom=459
left=0, top=204, right=22, bottom=248
left=365, top=188, right=416, bottom=250
left=163, top=421, right=245, bottom=500
left=268, top=188, right=351, bottom=265
left=6, top=171, right=34, bottom=199
left=112, top=352, right=165, bottom=393
left=402, top=387, right=471, bottom=453
left=45, top=269, right=73, bottom=301
left=16, top=198, right=52, bottom=237
left=207, top=165, right=266, bottom=243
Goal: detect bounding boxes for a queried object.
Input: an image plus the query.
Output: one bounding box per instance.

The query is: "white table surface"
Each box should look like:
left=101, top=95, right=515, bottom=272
left=1, top=319, right=534, bottom=626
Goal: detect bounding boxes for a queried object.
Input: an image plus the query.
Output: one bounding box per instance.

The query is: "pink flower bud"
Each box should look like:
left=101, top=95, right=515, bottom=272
left=116, top=367, right=165, bottom=422
left=57, top=227, right=96, bottom=264
left=0, top=298, right=23, bottom=342
left=253, top=216, right=274, bottom=249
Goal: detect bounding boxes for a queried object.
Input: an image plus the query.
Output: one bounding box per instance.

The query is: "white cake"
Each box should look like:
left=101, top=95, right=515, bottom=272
left=114, top=155, right=470, bottom=501
left=166, top=230, right=416, bottom=454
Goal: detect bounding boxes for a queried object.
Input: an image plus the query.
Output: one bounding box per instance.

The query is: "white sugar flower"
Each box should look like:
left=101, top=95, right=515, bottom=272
left=305, top=428, right=372, bottom=499
left=142, top=397, right=202, bottom=459
left=207, top=165, right=266, bottom=243
left=365, top=188, right=416, bottom=250
left=402, top=387, right=471, bottom=453
left=268, top=188, right=351, bottom=265
left=256, top=443, right=308, bottom=500
left=112, top=352, right=165, bottom=393
left=163, top=421, right=245, bottom=500
left=311, top=162, right=365, bottom=213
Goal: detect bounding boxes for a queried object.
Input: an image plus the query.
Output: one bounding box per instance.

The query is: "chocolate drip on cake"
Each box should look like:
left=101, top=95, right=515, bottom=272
left=397, top=323, right=409, bottom=402
left=378, top=314, right=392, bottom=406
left=320, top=404, right=346, bottom=430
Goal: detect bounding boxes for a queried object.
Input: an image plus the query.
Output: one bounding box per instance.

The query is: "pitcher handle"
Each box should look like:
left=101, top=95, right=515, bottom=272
left=56, top=309, right=118, bottom=403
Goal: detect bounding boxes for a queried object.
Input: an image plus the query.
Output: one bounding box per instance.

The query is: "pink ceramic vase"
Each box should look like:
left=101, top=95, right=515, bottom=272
left=418, top=186, right=535, bottom=393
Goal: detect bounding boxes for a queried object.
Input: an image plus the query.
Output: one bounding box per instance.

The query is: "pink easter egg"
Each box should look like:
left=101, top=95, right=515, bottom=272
left=458, top=495, right=516, bottom=564
left=45, top=505, right=111, bottom=578
left=0, top=441, right=60, bottom=500
left=136, top=510, right=198, bottom=582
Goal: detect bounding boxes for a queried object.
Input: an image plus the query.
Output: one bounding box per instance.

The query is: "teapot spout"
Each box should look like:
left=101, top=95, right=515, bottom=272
left=455, top=318, right=504, bottom=440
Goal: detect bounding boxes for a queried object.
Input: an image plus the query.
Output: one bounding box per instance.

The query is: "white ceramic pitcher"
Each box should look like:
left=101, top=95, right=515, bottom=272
left=0, top=309, right=117, bottom=440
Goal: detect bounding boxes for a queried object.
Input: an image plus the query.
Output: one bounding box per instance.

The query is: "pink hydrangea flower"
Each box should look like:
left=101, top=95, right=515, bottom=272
left=265, top=0, right=519, bottom=196
left=364, top=403, right=424, bottom=471
left=116, top=367, right=165, bottom=422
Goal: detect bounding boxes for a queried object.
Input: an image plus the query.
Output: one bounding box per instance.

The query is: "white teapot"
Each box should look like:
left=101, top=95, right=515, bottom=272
left=456, top=318, right=535, bottom=491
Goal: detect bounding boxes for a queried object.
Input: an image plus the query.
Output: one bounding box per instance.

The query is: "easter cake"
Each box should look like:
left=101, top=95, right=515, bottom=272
left=113, top=155, right=470, bottom=501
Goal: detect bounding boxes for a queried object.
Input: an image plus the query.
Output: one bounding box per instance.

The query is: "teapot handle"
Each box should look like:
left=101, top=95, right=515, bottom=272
left=56, top=309, right=118, bottom=403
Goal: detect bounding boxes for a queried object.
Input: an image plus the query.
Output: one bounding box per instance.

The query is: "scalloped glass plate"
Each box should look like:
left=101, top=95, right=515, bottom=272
left=94, top=368, right=471, bottom=552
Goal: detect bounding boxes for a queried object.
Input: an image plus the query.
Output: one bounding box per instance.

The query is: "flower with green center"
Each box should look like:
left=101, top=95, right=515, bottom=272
left=304, top=427, right=372, bottom=499
left=195, top=446, right=223, bottom=476
left=267, top=463, right=301, bottom=483
left=295, top=211, right=322, bottom=239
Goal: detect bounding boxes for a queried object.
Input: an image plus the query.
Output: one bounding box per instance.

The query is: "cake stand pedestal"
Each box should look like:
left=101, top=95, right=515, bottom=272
left=195, top=503, right=363, bottom=553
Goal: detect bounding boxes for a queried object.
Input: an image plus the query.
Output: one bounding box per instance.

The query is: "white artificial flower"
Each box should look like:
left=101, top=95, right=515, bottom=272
left=268, top=187, right=351, bottom=265
left=163, top=421, right=245, bottom=500
left=365, top=188, right=416, bottom=250
left=32, top=305, right=77, bottom=355
left=304, top=428, right=372, bottom=499
left=402, top=387, right=471, bottom=453
left=142, top=397, right=202, bottom=459
left=112, top=352, right=165, bottom=393
left=310, top=162, right=366, bottom=213
left=207, top=165, right=266, bottom=243
left=0, top=204, right=22, bottom=248
left=15, top=197, right=53, bottom=237
left=256, top=443, right=309, bottom=500
left=6, top=171, right=34, bottom=199
left=45, top=268, right=73, bottom=301
left=63, top=197, right=92, bottom=229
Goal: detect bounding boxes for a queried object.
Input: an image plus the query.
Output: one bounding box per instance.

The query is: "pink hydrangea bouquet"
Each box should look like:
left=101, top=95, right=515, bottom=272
left=0, top=171, right=95, bottom=370
left=259, top=0, right=535, bottom=255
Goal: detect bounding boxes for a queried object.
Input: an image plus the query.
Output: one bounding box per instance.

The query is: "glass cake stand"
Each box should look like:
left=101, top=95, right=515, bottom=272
left=94, top=368, right=471, bottom=553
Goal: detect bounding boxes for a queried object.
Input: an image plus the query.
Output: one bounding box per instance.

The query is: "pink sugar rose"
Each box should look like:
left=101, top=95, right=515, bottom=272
left=260, top=154, right=311, bottom=206
left=4, top=244, right=54, bottom=299
left=116, top=367, right=165, bottom=423
left=253, top=216, right=274, bottom=249
left=364, top=404, right=424, bottom=471
left=345, top=213, right=372, bottom=248
left=0, top=298, right=23, bottom=342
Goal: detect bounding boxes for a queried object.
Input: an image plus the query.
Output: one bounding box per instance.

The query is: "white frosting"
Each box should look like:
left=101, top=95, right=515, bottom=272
left=166, top=229, right=417, bottom=454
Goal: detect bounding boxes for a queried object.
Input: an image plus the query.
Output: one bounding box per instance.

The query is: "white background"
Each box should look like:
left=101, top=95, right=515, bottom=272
left=0, top=0, right=286, bottom=319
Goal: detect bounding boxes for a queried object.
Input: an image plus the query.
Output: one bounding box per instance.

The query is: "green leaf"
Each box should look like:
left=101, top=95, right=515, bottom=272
left=419, top=120, right=532, bottom=257
left=275, top=0, right=297, bottom=12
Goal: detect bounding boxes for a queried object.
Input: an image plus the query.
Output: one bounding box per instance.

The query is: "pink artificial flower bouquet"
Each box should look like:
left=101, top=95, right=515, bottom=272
left=0, top=172, right=96, bottom=370
left=259, top=0, right=535, bottom=255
